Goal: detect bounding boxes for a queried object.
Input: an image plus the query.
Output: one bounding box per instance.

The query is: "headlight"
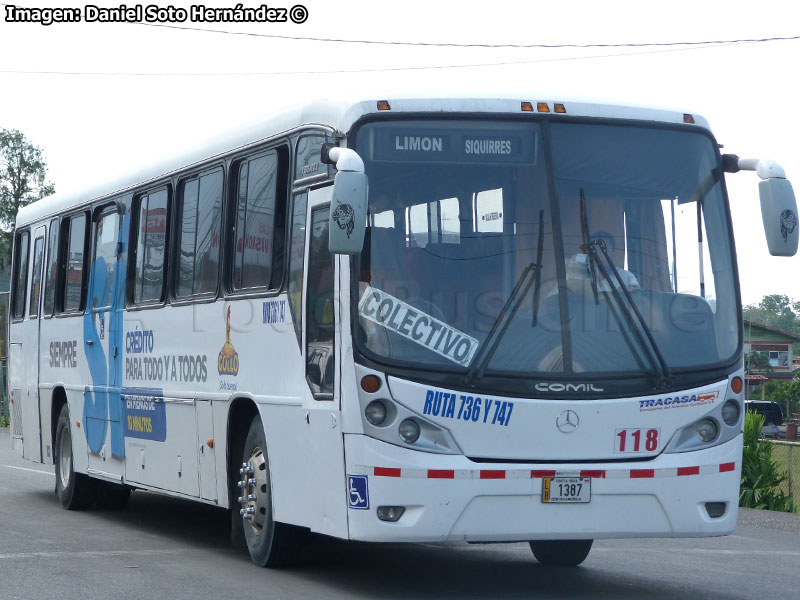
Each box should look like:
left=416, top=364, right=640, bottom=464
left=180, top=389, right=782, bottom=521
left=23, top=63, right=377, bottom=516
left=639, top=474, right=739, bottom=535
left=721, top=401, right=740, bottom=426
left=365, top=400, right=388, bottom=426
left=696, top=419, right=718, bottom=442
left=398, top=419, right=421, bottom=444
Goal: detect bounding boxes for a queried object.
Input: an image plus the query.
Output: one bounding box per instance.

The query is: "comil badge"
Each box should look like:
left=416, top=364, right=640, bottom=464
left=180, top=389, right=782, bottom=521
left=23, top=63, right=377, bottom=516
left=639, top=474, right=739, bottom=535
left=218, top=306, right=240, bottom=376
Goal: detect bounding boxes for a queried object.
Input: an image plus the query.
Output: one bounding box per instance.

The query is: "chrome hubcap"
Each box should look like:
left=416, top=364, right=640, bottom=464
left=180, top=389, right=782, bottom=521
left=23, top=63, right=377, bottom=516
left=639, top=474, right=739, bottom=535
left=238, top=447, right=269, bottom=533
left=58, top=425, right=72, bottom=490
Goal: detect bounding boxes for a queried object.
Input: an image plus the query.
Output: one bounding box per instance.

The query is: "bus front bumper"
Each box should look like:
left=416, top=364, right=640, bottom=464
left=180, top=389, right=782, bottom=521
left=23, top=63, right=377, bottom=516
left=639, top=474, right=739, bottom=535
left=344, top=434, right=742, bottom=543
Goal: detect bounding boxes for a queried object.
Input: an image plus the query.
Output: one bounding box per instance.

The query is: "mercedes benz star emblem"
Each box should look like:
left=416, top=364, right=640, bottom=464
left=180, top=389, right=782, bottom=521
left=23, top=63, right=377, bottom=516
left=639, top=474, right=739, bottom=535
left=556, top=410, right=579, bottom=433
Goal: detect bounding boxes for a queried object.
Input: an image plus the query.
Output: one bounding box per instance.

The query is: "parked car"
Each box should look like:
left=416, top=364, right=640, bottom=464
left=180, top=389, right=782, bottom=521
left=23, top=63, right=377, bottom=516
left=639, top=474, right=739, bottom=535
left=744, top=400, right=784, bottom=427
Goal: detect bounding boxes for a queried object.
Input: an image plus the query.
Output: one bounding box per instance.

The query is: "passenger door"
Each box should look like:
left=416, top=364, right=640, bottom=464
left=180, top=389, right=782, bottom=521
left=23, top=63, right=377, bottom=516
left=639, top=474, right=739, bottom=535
left=300, top=186, right=347, bottom=537
left=18, top=227, right=46, bottom=461
left=85, top=207, right=126, bottom=479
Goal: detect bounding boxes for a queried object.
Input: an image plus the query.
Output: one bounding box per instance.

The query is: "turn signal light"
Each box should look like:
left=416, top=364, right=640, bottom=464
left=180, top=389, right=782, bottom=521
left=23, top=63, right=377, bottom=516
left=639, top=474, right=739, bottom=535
left=730, top=376, right=743, bottom=394
left=361, top=375, right=381, bottom=393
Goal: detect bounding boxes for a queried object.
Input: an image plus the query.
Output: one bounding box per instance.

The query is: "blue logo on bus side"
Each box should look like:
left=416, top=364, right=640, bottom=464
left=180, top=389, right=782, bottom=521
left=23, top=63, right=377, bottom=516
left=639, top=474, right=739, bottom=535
left=347, top=475, right=369, bottom=509
left=83, top=211, right=129, bottom=459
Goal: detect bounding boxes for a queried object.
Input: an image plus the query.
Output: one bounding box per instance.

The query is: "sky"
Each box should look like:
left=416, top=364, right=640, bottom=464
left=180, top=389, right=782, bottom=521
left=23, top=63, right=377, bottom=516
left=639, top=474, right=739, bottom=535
left=0, top=0, right=799, bottom=306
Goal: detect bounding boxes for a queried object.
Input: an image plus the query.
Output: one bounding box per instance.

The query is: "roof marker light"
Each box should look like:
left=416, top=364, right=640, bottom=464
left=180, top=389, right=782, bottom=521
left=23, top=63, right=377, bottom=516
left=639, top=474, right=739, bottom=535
left=554, top=103, right=567, bottom=114
left=377, top=100, right=391, bottom=111
left=683, top=113, right=695, bottom=124
left=521, top=101, right=534, bottom=112
left=537, top=102, right=550, bottom=113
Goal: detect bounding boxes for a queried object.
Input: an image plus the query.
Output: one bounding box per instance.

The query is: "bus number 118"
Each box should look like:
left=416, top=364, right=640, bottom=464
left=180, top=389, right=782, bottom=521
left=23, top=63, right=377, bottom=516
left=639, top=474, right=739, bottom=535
left=614, top=428, right=659, bottom=453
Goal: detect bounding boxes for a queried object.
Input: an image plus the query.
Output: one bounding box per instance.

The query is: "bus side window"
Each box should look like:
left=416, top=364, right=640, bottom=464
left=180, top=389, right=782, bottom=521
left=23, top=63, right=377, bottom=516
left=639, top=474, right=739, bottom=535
left=132, top=188, right=169, bottom=304
left=287, top=192, right=307, bottom=347
left=92, top=211, right=119, bottom=309
left=43, top=218, right=59, bottom=317
left=230, top=148, right=288, bottom=292
left=62, top=212, right=89, bottom=313
left=28, top=236, right=45, bottom=319
left=306, top=206, right=335, bottom=398
left=175, top=169, right=223, bottom=298
left=11, top=230, right=30, bottom=320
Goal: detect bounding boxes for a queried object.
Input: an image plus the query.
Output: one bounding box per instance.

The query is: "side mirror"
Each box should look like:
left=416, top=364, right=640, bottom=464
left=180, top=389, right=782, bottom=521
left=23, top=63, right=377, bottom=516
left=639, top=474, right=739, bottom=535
left=759, top=178, right=799, bottom=256
left=325, top=147, right=368, bottom=254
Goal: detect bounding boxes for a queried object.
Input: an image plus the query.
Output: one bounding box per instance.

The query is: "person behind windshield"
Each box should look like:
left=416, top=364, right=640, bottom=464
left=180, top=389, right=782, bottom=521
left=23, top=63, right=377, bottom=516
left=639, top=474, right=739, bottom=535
left=566, top=231, right=640, bottom=293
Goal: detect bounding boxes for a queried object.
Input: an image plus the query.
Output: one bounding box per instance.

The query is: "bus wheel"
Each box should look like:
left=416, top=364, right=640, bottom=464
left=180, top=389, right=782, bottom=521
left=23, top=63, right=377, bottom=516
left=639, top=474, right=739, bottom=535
left=529, top=539, right=593, bottom=566
left=239, top=415, right=303, bottom=567
left=54, top=405, right=95, bottom=510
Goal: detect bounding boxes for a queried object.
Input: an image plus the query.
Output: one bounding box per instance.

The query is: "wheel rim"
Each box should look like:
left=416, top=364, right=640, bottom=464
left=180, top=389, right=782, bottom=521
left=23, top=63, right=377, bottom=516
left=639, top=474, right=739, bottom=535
left=58, top=424, right=72, bottom=490
left=239, top=447, right=270, bottom=534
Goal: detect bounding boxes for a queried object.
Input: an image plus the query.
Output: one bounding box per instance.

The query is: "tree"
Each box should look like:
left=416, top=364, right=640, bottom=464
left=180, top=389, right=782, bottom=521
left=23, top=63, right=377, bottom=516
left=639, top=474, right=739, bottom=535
left=764, top=379, right=800, bottom=421
left=0, top=129, right=55, bottom=265
left=743, top=294, right=800, bottom=335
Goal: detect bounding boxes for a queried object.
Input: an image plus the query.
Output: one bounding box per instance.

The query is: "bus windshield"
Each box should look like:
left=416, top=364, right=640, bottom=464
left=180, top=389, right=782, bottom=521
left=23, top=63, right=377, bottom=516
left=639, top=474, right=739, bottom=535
left=353, top=119, right=739, bottom=388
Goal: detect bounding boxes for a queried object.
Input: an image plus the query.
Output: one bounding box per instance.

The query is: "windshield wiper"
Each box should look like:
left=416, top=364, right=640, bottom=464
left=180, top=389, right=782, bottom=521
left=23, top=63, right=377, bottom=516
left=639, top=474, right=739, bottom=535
left=580, top=188, right=672, bottom=387
left=588, top=239, right=673, bottom=387
left=466, top=262, right=538, bottom=384
left=580, top=189, right=600, bottom=305
left=531, top=210, right=545, bottom=327
left=466, top=209, right=545, bottom=383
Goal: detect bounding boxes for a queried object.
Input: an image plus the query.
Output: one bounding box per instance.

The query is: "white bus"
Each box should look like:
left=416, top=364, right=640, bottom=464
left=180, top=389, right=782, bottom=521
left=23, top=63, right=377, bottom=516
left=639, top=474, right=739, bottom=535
left=8, top=97, right=798, bottom=567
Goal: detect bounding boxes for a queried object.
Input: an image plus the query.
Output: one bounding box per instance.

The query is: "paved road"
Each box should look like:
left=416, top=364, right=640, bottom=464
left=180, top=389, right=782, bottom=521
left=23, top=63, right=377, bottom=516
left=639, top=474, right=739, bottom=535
left=1, top=427, right=799, bottom=600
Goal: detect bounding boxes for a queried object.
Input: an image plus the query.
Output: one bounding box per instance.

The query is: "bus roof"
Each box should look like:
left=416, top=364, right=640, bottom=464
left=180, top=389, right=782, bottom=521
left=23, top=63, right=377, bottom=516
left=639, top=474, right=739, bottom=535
left=15, top=96, right=711, bottom=228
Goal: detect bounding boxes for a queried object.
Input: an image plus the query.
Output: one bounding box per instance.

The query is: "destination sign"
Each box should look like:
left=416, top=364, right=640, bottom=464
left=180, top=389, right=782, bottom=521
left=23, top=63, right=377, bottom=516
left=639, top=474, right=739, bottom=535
left=370, top=127, right=538, bottom=164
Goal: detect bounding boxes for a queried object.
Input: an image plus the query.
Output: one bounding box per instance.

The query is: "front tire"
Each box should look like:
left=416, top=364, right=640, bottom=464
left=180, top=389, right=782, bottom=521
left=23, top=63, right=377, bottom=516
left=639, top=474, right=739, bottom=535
left=530, top=539, right=593, bottom=566
left=54, top=405, right=95, bottom=510
left=239, top=415, right=304, bottom=567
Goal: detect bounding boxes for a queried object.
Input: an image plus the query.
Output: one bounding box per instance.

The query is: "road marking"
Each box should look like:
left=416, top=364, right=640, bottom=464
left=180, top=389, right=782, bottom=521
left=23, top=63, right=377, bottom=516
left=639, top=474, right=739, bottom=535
left=594, top=546, right=800, bottom=557
left=2, top=465, right=54, bottom=476
left=0, top=549, right=182, bottom=560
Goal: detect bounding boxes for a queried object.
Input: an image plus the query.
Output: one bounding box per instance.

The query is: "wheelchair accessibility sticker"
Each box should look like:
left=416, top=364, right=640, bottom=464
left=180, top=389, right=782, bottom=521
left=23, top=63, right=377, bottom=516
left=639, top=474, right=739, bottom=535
left=348, top=475, right=369, bottom=509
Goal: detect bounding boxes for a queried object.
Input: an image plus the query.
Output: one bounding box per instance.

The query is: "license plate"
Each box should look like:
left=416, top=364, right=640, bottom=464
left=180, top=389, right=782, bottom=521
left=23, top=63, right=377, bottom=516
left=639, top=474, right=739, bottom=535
left=542, top=477, right=591, bottom=503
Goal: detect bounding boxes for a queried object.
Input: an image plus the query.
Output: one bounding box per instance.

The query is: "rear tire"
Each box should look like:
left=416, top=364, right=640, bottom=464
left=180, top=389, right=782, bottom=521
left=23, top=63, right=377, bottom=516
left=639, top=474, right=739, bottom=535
left=529, top=539, right=593, bottom=566
left=239, top=415, right=304, bottom=567
left=54, top=405, right=95, bottom=510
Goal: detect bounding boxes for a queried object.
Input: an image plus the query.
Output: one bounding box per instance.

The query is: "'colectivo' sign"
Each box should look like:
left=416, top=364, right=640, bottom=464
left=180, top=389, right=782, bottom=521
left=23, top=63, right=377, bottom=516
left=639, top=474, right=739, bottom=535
left=358, top=286, right=479, bottom=367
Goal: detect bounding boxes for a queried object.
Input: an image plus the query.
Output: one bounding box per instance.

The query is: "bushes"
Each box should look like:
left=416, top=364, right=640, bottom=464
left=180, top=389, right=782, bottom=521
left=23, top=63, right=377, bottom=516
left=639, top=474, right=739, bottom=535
left=739, top=411, right=793, bottom=512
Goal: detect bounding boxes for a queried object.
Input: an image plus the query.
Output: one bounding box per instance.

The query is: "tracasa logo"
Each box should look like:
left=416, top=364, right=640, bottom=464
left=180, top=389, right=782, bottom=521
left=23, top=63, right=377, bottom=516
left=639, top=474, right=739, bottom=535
left=218, top=306, right=240, bottom=376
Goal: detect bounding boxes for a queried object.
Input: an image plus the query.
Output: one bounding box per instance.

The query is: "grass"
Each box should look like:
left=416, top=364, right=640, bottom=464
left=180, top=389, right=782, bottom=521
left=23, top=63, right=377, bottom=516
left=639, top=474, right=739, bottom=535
left=770, top=442, right=800, bottom=513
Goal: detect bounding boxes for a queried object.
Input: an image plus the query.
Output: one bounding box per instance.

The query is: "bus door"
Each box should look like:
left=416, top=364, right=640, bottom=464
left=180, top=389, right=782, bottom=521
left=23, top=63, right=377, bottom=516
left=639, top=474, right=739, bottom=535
left=84, top=207, right=127, bottom=479
left=17, top=226, right=46, bottom=461
left=300, top=185, right=347, bottom=537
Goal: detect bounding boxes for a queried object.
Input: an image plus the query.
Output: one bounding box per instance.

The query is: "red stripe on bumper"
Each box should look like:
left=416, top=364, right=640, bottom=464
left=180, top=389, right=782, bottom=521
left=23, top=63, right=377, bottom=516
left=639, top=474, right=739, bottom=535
left=630, top=469, right=655, bottom=478
left=480, top=470, right=506, bottom=479
left=428, top=469, right=455, bottom=479
left=531, top=470, right=557, bottom=478
left=580, top=470, right=606, bottom=479
left=719, top=462, right=736, bottom=473
left=374, top=467, right=401, bottom=477
left=677, top=466, right=700, bottom=476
